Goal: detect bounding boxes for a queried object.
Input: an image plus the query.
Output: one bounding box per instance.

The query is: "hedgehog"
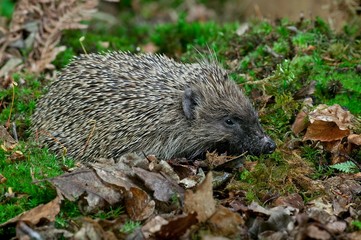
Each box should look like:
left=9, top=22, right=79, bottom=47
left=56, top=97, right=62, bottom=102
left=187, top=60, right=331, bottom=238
left=31, top=52, right=276, bottom=162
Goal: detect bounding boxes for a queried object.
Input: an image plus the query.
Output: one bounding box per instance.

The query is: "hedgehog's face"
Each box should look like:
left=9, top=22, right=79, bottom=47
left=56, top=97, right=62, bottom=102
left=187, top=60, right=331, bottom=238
left=210, top=115, right=276, bottom=156
left=182, top=79, right=276, bottom=157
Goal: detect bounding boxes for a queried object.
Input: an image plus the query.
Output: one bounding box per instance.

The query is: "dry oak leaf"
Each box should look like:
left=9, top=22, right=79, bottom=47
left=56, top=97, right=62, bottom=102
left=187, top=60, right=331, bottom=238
left=0, top=173, right=6, bottom=184
left=0, top=125, right=17, bottom=150
left=323, top=175, right=361, bottom=216
left=208, top=206, right=245, bottom=237
left=248, top=203, right=297, bottom=238
left=47, top=168, right=122, bottom=213
left=91, top=162, right=137, bottom=191
left=309, top=104, right=352, bottom=129
left=291, top=97, right=313, bottom=135
left=304, top=120, right=350, bottom=142
left=73, top=217, right=117, bottom=240
left=154, top=213, right=198, bottom=239
left=16, top=221, right=73, bottom=240
left=291, top=110, right=309, bottom=135
left=304, top=104, right=353, bottom=142
left=306, top=225, right=331, bottom=240
left=274, top=193, right=304, bottom=210
left=0, top=196, right=61, bottom=228
left=73, top=216, right=130, bottom=240
left=348, top=134, right=361, bottom=146
left=142, top=216, right=169, bottom=239
left=125, top=187, right=155, bottom=221
left=184, top=172, right=216, bottom=222
left=133, top=167, right=184, bottom=202
left=205, top=151, right=239, bottom=168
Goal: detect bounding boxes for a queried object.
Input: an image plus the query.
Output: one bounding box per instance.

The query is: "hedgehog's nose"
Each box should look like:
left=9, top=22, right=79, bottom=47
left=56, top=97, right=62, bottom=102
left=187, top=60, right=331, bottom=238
left=262, top=136, right=276, bottom=154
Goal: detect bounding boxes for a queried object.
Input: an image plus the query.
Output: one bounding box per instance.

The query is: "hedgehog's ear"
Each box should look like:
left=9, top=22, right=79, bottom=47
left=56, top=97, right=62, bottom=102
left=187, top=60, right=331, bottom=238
left=183, top=87, right=198, bottom=120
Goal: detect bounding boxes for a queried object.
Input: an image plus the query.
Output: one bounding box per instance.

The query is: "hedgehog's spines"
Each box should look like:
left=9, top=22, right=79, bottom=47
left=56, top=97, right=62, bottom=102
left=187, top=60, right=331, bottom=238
left=32, top=51, right=275, bottom=162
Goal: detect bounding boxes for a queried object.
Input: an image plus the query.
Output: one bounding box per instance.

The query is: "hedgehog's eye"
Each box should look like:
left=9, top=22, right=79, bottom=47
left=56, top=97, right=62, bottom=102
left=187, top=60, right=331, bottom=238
left=225, top=118, right=235, bottom=126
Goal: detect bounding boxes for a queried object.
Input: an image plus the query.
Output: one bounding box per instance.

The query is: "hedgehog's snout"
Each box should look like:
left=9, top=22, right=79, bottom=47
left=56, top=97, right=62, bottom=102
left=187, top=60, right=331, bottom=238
left=261, top=136, right=276, bottom=154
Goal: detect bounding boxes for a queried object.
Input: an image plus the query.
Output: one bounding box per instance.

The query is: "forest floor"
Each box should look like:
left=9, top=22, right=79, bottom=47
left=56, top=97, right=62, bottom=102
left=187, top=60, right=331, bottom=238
left=0, top=0, right=361, bottom=239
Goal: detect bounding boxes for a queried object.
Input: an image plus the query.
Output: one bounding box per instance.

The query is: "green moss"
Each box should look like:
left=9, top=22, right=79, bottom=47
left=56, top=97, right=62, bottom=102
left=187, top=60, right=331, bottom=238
left=0, top=73, right=45, bottom=138
left=93, top=206, right=124, bottom=220
left=153, top=16, right=238, bottom=58
left=0, top=0, right=15, bottom=18
left=120, top=220, right=141, bottom=234
left=237, top=157, right=294, bottom=203
left=0, top=142, right=75, bottom=224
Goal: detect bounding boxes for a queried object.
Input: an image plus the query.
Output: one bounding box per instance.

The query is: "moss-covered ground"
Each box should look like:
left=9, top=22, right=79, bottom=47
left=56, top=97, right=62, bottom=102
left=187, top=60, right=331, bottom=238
left=0, top=1, right=361, bottom=236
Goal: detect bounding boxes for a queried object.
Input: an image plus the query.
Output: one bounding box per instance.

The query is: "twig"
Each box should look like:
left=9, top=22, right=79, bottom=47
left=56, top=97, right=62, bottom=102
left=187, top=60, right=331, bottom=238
left=17, top=221, right=42, bottom=240
left=265, top=45, right=282, bottom=58
left=79, top=120, right=97, bottom=158
left=239, top=75, right=274, bottom=86
left=11, top=122, right=18, bottom=142
left=36, top=129, right=67, bottom=152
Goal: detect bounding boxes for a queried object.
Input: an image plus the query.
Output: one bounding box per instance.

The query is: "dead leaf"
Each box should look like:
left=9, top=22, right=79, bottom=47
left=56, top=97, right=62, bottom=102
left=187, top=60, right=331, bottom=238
left=306, top=225, right=331, bottom=240
left=169, top=161, right=197, bottom=180
left=16, top=221, right=73, bottom=240
left=149, top=159, right=181, bottom=183
left=206, top=151, right=244, bottom=169
left=325, top=221, right=347, bottom=234
left=345, top=231, right=361, bottom=240
left=184, top=172, right=216, bottom=222
left=307, top=207, right=337, bottom=225
left=212, top=171, right=233, bottom=189
left=308, top=104, right=353, bottom=130
left=0, top=197, right=61, bottom=228
left=155, top=213, right=198, bottom=239
left=248, top=202, right=297, bottom=237
left=142, top=216, right=169, bottom=239
left=0, top=173, right=6, bottom=184
left=208, top=206, right=245, bottom=237
left=348, top=134, right=361, bottom=145
left=293, top=81, right=316, bottom=100
left=307, top=198, right=334, bottom=217
left=274, top=193, right=304, bottom=210
left=0, top=57, right=22, bottom=77
left=133, top=167, right=184, bottom=202
left=206, top=151, right=230, bottom=167
left=47, top=168, right=122, bottom=213
left=141, top=42, right=158, bottom=53
left=91, top=162, right=136, bottom=191
left=73, top=217, right=117, bottom=240
left=125, top=187, right=155, bottom=221
left=8, top=150, right=25, bottom=162
left=303, top=45, right=317, bottom=54
left=324, top=175, right=361, bottom=216
left=322, top=140, right=349, bottom=164
left=179, top=177, right=199, bottom=189
left=179, top=167, right=205, bottom=189
left=291, top=110, right=309, bottom=135
left=304, top=120, right=350, bottom=142
left=0, top=125, right=17, bottom=149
